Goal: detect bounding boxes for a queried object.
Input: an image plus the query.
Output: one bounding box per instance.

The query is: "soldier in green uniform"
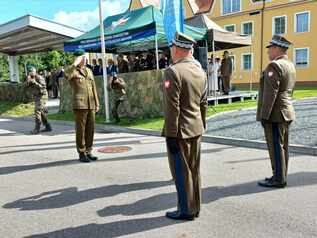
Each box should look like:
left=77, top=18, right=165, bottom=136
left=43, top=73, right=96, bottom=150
left=26, top=66, right=52, bottom=135
left=257, top=35, right=296, bottom=188
left=162, top=32, right=208, bottom=220
left=107, top=72, right=126, bottom=123
left=65, top=51, right=100, bottom=163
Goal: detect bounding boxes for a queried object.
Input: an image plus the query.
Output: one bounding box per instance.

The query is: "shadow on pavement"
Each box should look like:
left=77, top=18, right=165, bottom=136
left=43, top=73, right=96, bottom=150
left=0, top=147, right=229, bottom=176
left=0, top=139, right=146, bottom=155
left=25, top=216, right=180, bottom=238
left=0, top=136, right=139, bottom=149
left=3, top=180, right=173, bottom=211
left=18, top=172, right=317, bottom=238
left=96, top=172, right=317, bottom=218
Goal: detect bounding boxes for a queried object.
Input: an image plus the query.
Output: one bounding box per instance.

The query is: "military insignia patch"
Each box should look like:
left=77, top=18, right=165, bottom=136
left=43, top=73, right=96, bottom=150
left=268, top=71, right=274, bottom=78
left=164, top=80, right=171, bottom=89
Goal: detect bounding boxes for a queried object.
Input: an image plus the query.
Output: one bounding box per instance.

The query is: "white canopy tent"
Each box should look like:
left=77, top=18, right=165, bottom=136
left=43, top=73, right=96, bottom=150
left=186, top=14, right=252, bottom=50
left=0, top=15, right=84, bottom=82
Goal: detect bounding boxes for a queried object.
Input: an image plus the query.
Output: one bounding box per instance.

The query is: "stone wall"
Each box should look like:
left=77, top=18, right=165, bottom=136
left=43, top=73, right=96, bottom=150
left=0, top=82, right=33, bottom=102
left=60, top=70, right=165, bottom=119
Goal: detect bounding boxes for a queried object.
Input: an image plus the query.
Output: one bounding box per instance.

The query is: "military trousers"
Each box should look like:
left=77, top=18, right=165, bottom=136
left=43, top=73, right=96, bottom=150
left=222, top=76, right=231, bottom=94
left=34, top=97, right=48, bottom=129
left=166, top=135, right=202, bottom=216
left=74, top=109, right=95, bottom=154
left=111, top=99, right=123, bottom=121
left=263, top=121, right=291, bottom=183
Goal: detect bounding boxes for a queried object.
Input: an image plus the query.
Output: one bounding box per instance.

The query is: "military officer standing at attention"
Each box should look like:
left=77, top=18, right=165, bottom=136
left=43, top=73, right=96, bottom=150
left=26, top=66, right=52, bottom=135
left=162, top=32, right=208, bottom=220
left=257, top=35, right=296, bottom=188
left=65, top=51, right=100, bottom=163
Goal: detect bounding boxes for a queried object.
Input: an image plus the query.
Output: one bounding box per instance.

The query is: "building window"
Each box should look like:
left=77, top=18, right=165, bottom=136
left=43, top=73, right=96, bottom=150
left=241, top=54, right=252, bottom=70
left=295, top=12, right=310, bottom=33
left=225, top=24, right=235, bottom=32
left=294, top=48, right=309, bottom=68
left=229, top=55, right=235, bottom=71
left=222, top=0, right=241, bottom=15
left=242, top=22, right=253, bottom=35
left=273, top=16, right=287, bottom=35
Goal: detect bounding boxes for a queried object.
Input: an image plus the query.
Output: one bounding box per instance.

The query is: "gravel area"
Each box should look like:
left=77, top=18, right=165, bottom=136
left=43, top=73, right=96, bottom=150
left=206, top=98, right=317, bottom=147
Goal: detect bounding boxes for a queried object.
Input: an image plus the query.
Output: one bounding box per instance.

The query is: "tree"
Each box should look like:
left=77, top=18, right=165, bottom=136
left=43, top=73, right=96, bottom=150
left=0, top=54, right=9, bottom=81
left=0, top=51, right=76, bottom=82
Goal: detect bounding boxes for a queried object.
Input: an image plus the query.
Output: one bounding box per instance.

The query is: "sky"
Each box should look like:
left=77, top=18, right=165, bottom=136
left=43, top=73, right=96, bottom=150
left=0, top=0, right=130, bottom=31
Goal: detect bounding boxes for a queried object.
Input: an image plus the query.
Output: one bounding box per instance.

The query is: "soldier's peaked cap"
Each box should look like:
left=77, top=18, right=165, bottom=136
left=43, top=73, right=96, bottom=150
left=172, top=32, right=196, bottom=49
left=266, top=35, right=292, bottom=49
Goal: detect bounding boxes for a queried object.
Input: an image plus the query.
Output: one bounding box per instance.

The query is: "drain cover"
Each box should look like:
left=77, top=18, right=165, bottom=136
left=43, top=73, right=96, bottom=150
left=97, top=146, right=132, bottom=153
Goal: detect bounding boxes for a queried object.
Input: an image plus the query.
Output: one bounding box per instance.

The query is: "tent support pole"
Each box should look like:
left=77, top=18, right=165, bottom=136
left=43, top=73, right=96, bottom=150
left=99, top=0, right=110, bottom=122
left=205, top=40, right=210, bottom=96
left=155, top=34, right=159, bottom=70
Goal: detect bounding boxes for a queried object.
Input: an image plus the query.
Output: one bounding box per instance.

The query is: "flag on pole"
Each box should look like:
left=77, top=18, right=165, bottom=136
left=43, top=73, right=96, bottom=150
left=162, top=0, right=185, bottom=46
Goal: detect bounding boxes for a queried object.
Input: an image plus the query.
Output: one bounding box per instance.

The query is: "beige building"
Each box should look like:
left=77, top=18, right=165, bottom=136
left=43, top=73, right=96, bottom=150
left=129, top=0, right=317, bottom=86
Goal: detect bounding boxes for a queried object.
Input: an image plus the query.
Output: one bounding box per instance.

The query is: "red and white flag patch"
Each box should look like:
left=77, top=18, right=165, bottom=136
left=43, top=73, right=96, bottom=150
left=164, top=80, right=171, bottom=89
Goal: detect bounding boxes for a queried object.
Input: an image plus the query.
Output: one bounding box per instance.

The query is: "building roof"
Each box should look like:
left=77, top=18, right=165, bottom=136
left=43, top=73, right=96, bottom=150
left=129, top=0, right=214, bottom=15
left=0, top=15, right=84, bottom=55
left=140, top=0, right=160, bottom=8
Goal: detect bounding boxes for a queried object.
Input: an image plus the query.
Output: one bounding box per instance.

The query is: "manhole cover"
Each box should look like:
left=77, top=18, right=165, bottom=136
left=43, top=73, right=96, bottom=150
left=97, top=146, right=132, bottom=153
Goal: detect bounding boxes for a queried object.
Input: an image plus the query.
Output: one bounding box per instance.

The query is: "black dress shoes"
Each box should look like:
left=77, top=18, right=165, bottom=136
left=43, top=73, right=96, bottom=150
left=79, top=153, right=90, bottom=163
left=87, top=154, right=98, bottom=161
left=165, top=211, right=195, bottom=221
left=258, top=179, right=287, bottom=188
left=265, top=176, right=274, bottom=181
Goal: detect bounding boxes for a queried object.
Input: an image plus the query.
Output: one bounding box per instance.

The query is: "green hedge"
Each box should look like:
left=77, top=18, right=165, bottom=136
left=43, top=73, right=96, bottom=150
left=0, top=82, right=33, bottom=103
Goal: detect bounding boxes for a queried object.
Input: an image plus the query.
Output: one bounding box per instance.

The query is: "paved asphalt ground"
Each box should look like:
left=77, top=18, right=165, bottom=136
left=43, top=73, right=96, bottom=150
left=206, top=98, right=317, bottom=147
left=0, top=117, right=316, bottom=238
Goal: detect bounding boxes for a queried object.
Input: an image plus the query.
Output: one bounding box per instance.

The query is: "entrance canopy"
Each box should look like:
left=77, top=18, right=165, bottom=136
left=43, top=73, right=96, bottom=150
left=64, top=6, right=207, bottom=53
left=0, top=15, right=84, bottom=55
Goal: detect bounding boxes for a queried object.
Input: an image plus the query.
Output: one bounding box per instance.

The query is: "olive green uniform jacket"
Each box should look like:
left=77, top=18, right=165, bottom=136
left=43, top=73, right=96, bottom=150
left=256, top=55, right=296, bottom=122
left=65, top=65, right=99, bottom=110
left=162, top=57, right=208, bottom=139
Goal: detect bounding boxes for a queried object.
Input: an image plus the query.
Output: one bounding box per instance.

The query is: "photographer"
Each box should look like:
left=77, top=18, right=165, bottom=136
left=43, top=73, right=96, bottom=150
left=26, top=66, right=52, bottom=134
left=108, top=72, right=126, bottom=123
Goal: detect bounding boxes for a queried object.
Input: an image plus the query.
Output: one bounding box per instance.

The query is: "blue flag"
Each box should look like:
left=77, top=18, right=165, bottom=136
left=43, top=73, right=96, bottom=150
left=162, top=0, right=185, bottom=46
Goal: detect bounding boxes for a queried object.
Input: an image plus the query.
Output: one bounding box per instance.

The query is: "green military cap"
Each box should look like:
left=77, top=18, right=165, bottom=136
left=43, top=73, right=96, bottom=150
left=172, top=32, right=196, bottom=49
left=27, top=66, right=36, bottom=73
left=266, top=35, right=292, bottom=49
left=73, top=49, right=86, bottom=56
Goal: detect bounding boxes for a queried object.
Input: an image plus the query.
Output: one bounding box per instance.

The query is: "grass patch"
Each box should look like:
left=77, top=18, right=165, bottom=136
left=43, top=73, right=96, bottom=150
left=293, top=87, right=317, bottom=100
left=48, top=112, right=165, bottom=131
left=207, top=99, right=257, bottom=117
left=3, top=87, right=317, bottom=131
left=0, top=101, right=34, bottom=117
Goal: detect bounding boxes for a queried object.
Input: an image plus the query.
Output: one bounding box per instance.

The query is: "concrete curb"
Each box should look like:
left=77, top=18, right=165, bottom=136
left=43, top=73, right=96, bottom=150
left=102, top=125, right=316, bottom=156
left=3, top=116, right=316, bottom=156
left=202, top=135, right=317, bottom=156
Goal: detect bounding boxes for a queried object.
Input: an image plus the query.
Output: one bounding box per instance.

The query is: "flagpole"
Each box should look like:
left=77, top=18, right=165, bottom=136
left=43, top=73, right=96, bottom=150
left=155, top=35, right=159, bottom=70
left=99, top=0, right=110, bottom=122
